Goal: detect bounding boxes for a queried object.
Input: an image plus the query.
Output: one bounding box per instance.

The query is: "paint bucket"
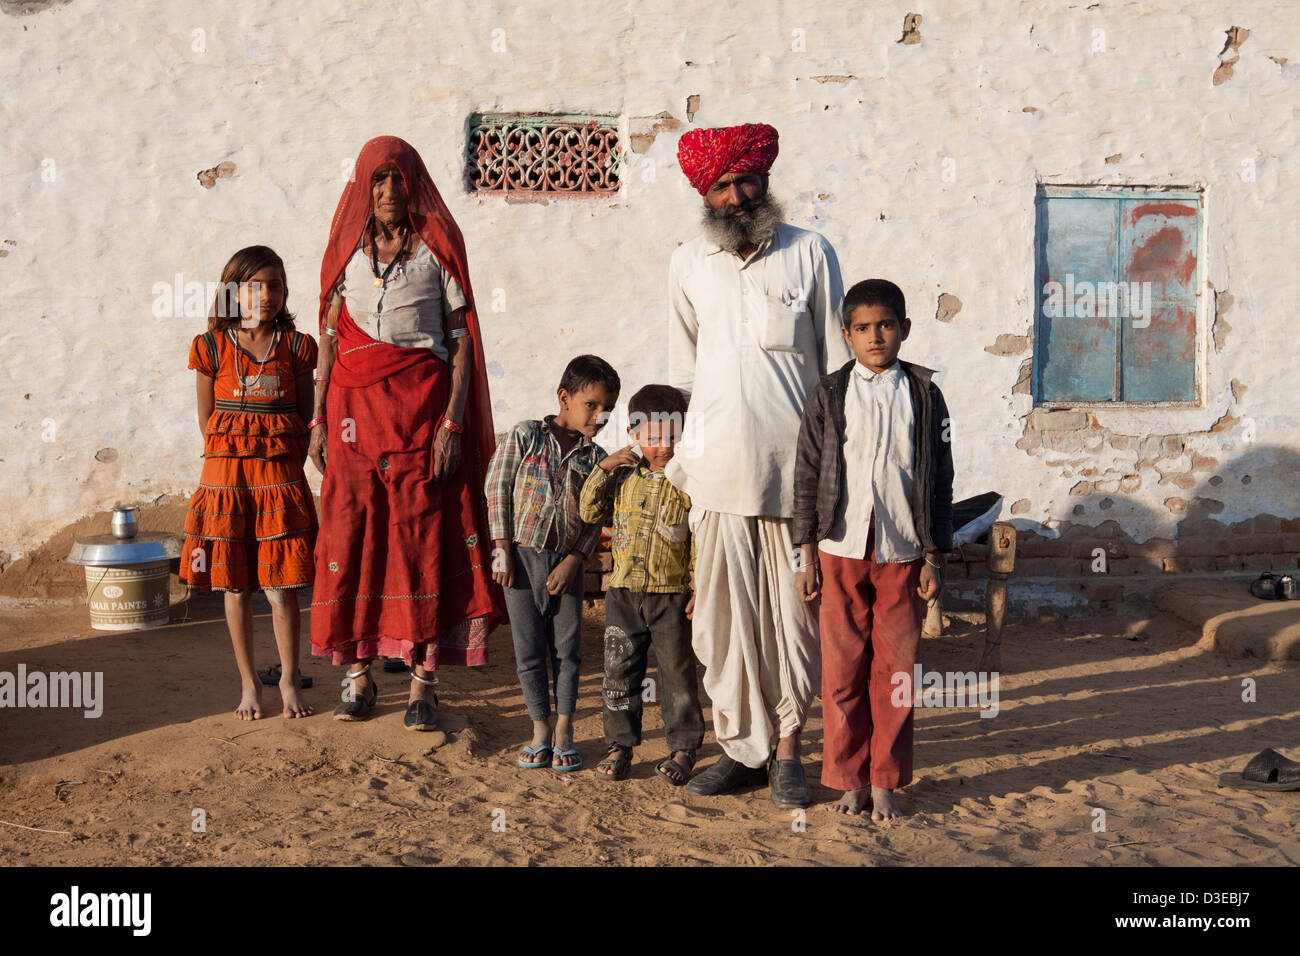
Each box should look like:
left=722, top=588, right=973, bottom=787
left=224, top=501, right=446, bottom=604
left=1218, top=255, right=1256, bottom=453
left=65, top=509, right=181, bottom=632
left=82, top=561, right=171, bottom=631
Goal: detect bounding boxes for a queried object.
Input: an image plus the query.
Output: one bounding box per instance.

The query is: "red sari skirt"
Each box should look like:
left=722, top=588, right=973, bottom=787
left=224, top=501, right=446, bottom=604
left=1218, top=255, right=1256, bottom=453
left=310, top=348, right=504, bottom=668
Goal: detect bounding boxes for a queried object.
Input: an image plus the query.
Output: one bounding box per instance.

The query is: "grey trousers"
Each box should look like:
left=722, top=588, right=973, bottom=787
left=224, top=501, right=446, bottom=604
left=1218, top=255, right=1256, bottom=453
left=503, top=545, right=585, bottom=721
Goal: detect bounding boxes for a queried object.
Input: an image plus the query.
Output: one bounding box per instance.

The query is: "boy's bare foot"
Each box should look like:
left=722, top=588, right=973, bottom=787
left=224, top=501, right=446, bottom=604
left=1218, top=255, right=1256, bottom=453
left=520, top=726, right=553, bottom=767
left=828, top=788, right=870, bottom=815
left=235, top=684, right=263, bottom=721
left=279, top=677, right=314, bottom=718
left=870, top=785, right=904, bottom=821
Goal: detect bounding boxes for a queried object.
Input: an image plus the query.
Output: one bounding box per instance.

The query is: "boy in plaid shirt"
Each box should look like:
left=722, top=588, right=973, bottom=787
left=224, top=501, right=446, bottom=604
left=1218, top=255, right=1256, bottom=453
left=580, top=385, right=705, bottom=785
left=485, top=354, right=620, bottom=772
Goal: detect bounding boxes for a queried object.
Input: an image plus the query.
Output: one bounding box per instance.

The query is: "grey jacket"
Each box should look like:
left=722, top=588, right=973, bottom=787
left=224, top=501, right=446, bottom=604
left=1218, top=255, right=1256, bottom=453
left=792, top=359, right=954, bottom=552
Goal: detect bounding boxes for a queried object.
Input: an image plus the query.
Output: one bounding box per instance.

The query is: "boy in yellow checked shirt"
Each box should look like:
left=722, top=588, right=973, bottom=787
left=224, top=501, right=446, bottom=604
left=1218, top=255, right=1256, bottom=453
left=580, top=385, right=705, bottom=786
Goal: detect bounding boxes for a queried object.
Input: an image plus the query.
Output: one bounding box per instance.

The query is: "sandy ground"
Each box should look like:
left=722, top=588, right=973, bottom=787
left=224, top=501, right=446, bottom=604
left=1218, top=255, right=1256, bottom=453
left=2, top=573, right=1298, bottom=866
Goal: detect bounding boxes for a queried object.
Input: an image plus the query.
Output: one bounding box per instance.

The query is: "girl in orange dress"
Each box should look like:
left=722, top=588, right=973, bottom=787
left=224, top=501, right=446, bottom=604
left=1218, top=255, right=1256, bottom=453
left=180, top=245, right=319, bottom=720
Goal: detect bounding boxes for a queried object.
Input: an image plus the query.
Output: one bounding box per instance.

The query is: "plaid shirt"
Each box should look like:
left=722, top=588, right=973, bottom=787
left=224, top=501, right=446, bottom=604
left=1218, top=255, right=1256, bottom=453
left=579, top=463, right=694, bottom=594
left=484, top=416, right=605, bottom=557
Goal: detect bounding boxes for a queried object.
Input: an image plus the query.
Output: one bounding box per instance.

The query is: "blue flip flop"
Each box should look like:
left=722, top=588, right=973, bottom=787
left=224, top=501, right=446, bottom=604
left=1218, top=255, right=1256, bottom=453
left=518, top=745, right=553, bottom=769
left=551, top=747, right=584, bottom=772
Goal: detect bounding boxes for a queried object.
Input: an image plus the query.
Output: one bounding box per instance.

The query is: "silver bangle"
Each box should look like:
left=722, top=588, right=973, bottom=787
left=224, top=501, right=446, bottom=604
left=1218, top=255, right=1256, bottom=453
left=448, top=326, right=469, bottom=340
left=924, top=556, right=943, bottom=569
left=322, top=326, right=337, bottom=337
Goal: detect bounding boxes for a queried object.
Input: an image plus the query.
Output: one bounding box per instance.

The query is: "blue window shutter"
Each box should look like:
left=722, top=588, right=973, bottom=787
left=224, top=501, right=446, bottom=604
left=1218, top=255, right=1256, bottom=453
left=1119, top=198, right=1199, bottom=402
left=1036, top=195, right=1121, bottom=402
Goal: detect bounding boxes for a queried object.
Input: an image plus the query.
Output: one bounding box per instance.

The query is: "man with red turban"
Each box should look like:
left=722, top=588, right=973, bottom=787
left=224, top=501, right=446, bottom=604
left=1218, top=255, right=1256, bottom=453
left=666, top=123, right=852, bottom=807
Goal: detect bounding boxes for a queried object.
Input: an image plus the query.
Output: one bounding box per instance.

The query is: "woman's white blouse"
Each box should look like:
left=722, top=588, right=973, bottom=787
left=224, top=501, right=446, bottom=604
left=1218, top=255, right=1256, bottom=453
left=333, top=239, right=467, bottom=358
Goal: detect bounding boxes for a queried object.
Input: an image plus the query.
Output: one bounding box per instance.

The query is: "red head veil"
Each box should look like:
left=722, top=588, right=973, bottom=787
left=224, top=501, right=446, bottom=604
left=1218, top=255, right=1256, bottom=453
left=319, top=135, right=497, bottom=467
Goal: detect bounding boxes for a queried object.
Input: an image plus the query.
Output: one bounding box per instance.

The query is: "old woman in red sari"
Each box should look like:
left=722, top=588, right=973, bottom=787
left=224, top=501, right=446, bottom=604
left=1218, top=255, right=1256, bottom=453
left=307, top=135, right=505, bottom=728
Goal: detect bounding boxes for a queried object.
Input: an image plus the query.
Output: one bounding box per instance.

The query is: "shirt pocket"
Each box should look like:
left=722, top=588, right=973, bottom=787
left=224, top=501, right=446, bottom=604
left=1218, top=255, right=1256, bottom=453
left=760, top=295, right=807, bottom=353
left=656, top=495, right=690, bottom=543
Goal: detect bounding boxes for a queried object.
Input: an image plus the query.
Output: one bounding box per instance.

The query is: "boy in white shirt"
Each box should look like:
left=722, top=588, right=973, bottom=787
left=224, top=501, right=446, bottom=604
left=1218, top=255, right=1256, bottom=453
left=792, top=279, right=954, bottom=820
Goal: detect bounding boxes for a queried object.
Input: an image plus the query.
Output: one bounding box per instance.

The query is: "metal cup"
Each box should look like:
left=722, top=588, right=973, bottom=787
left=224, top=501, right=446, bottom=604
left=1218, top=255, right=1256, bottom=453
left=111, top=506, right=137, bottom=539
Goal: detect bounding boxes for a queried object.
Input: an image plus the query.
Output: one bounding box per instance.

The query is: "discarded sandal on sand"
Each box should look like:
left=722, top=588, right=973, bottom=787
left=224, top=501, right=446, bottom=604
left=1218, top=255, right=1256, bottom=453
left=1218, top=748, right=1300, bottom=791
left=257, top=664, right=313, bottom=689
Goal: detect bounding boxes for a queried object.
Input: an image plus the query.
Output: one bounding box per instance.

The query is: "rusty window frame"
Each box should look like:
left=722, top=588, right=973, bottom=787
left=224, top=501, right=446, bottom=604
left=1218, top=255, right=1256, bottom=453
left=1032, top=184, right=1205, bottom=409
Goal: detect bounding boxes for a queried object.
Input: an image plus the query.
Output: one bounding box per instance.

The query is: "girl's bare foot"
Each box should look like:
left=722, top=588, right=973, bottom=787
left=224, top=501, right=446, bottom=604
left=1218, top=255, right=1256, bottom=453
left=870, top=785, right=903, bottom=821
left=829, top=788, right=870, bottom=815
left=279, top=676, right=314, bottom=718
left=235, top=684, right=263, bottom=720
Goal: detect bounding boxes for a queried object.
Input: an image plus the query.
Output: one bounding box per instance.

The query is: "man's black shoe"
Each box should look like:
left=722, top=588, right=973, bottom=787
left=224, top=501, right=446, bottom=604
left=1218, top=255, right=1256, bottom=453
left=769, top=758, right=812, bottom=808
left=685, top=753, right=768, bottom=796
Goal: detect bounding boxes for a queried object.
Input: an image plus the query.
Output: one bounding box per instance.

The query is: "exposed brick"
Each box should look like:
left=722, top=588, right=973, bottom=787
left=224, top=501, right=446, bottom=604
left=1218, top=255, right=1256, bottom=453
left=1016, top=557, right=1085, bottom=576
left=1179, top=518, right=1228, bottom=537
left=1191, top=455, right=1220, bottom=472
left=1176, top=536, right=1229, bottom=557
left=1119, top=474, right=1141, bottom=493
left=1281, top=534, right=1300, bottom=553
left=1231, top=520, right=1254, bottom=535
left=1018, top=536, right=1073, bottom=558
left=1163, top=556, right=1216, bottom=573
left=1174, top=475, right=1197, bottom=490
left=1216, top=555, right=1245, bottom=571
left=1010, top=498, right=1031, bottom=515
left=1239, top=553, right=1282, bottom=571
left=1069, top=480, right=1092, bottom=496
left=1229, top=535, right=1282, bottom=555
left=1130, top=538, right=1177, bottom=559
left=1254, top=515, right=1282, bottom=533
left=1072, top=539, right=1128, bottom=559
left=1164, top=497, right=1187, bottom=514
left=1028, top=409, right=1088, bottom=431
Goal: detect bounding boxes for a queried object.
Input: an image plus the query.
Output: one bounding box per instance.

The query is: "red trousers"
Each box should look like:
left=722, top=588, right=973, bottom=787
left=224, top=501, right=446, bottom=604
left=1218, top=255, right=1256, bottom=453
left=818, top=543, right=923, bottom=791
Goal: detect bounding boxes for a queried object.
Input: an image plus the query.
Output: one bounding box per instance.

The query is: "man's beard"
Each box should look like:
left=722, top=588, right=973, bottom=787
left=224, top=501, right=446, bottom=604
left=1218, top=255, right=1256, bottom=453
left=700, top=192, right=785, bottom=253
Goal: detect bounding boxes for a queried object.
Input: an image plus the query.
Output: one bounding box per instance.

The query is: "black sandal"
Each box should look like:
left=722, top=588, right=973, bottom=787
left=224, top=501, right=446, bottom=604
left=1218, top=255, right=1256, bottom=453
left=404, top=670, right=439, bottom=732
left=332, top=664, right=378, bottom=721
left=257, top=664, right=313, bottom=689
left=656, top=750, right=697, bottom=786
left=595, top=744, right=633, bottom=781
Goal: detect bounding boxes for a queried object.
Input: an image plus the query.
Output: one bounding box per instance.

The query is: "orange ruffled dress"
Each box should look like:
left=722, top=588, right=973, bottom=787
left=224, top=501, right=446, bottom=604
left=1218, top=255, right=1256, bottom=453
left=180, top=329, right=319, bottom=592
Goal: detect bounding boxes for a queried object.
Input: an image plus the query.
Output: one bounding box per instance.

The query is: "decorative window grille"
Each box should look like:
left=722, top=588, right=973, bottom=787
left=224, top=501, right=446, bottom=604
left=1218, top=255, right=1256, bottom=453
left=467, top=113, right=622, bottom=194
left=1033, top=185, right=1204, bottom=406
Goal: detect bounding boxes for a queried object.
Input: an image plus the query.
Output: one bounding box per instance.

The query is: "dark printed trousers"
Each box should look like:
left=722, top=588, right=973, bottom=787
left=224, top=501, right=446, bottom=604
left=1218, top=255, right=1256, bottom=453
left=602, top=587, right=705, bottom=754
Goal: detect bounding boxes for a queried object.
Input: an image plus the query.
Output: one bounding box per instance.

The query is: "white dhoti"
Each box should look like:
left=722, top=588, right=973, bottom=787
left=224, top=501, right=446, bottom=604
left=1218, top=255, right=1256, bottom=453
left=689, top=508, right=821, bottom=769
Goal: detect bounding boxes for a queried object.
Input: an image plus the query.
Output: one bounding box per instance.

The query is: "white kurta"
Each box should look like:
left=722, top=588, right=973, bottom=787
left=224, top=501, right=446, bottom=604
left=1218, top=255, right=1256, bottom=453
left=665, top=222, right=851, bottom=518
left=666, top=221, right=848, bottom=766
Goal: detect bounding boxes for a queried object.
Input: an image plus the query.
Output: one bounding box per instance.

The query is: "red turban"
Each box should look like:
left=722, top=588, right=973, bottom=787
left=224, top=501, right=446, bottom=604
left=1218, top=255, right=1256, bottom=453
left=676, top=123, right=779, bottom=195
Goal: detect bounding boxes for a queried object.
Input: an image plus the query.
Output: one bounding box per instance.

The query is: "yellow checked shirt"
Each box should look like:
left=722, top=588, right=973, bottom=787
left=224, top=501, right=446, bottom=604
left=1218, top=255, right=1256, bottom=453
left=578, top=463, right=694, bottom=594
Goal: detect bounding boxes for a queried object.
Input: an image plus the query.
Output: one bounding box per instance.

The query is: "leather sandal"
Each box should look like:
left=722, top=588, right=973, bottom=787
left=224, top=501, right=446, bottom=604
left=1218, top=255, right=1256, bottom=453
left=656, top=750, right=697, bottom=786
left=332, top=664, right=378, bottom=721
left=595, top=744, right=633, bottom=781
left=404, top=670, right=439, bottom=732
